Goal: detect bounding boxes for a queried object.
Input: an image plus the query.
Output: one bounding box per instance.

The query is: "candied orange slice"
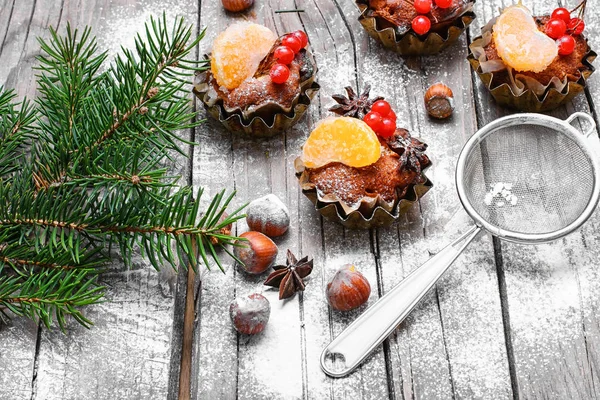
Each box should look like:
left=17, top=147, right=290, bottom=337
left=211, top=23, right=277, bottom=90
left=493, top=5, right=558, bottom=73
left=302, top=117, right=381, bottom=169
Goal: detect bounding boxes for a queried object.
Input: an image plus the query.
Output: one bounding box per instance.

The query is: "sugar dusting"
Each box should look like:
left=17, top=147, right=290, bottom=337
left=484, top=182, right=518, bottom=206
left=246, top=193, right=290, bottom=235
left=28, top=1, right=599, bottom=399
left=97, top=1, right=191, bottom=61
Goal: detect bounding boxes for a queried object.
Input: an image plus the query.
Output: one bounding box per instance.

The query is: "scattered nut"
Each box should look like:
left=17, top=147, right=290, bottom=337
left=424, top=82, right=454, bottom=119
left=229, top=293, right=270, bottom=335
left=221, top=0, right=254, bottom=12
left=326, top=265, right=371, bottom=311
left=246, top=194, right=290, bottom=238
left=234, top=231, right=278, bottom=274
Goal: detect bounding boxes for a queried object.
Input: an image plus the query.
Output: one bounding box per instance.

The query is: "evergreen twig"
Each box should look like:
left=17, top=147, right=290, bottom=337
left=0, top=15, right=243, bottom=330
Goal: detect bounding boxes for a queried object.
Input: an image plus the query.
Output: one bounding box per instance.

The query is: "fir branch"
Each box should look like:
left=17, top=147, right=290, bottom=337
left=0, top=15, right=242, bottom=329
left=0, top=89, right=35, bottom=180
left=0, top=269, right=104, bottom=330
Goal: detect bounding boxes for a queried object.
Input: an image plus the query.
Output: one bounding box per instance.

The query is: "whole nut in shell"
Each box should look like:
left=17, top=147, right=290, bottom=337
left=229, top=293, right=270, bottom=335
left=234, top=231, right=278, bottom=274
left=326, top=265, right=371, bottom=311
left=221, top=0, right=254, bottom=12
left=424, top=83, right=454, bottom=119
left=246, top=194, right=290, bottom=237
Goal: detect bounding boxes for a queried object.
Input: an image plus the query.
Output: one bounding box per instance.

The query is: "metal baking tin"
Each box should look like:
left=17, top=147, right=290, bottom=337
left=295, top=157, right=433, bottom=230
left=193, top=50, right=320, bottom=138
left=468, top=36, right=596, bottom=112
left=355, top=0, right=476, bottom=55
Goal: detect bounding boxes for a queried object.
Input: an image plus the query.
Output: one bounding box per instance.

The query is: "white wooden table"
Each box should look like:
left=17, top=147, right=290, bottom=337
left=1, top=0, right=600, bottom=399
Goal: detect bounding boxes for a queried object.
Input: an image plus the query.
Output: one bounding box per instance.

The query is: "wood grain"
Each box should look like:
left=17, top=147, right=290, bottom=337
left=2, top=0, right=600, bottom=398
left=469, top=1, right=600, bottom=398
left=0, top=0, right=195, bottom=399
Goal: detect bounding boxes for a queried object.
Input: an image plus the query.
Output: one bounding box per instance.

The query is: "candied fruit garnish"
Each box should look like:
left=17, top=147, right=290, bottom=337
left=211, top=23, right=277, bottom=90
left=302, top=117, right=381, bottom=169
left=493, top=5, right=558, bottom=73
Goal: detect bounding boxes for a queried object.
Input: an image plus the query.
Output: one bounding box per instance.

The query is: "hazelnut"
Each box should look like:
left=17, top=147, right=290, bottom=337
left=326, top=265, right=371, bottom=311
left=229, top=293, right=270, bottom=335
left=234, top=231, right=278, bottom=274
left=246, top=194, right=290, bottom=238
left=221, top=0, right=254, bottom=12
left=424, top=82, right=454, bottom=119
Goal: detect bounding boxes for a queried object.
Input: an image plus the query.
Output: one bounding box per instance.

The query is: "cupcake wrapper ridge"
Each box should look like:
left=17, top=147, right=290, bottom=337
left=295, top=157, right=433, bottom=230
left=468, top=24, right=596, bottom=112
left=193, top=50, right=320, bottom=137
left=356, top=0, right=476, bottom=55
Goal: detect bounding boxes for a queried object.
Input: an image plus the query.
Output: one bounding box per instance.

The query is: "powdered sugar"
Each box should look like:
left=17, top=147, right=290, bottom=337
left=246, top=194, right=290, bottom=237
left=484, top=182, right=518, bottom=207
left=98, top=1, right=190, bottom=61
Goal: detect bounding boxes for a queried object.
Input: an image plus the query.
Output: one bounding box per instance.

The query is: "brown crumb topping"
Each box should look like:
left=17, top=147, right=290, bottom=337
left=209, top=54, right=302, bottom=110
left=368, top=0, right=472, bottom=32
left=484, top=16, right=590, bottom=85
left=306, top=131, right=430, bottom=206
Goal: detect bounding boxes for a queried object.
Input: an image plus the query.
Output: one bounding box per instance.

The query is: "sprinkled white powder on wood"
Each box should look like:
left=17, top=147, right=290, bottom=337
left=97, top=1, right=190, bottom=61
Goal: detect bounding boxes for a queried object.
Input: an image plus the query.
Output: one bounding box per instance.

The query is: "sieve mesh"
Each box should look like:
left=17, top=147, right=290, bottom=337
left=462, top=123, right=595, bottom=235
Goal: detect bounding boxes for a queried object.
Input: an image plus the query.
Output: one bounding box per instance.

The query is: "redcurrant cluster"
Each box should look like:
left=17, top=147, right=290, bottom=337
left=269, top=31, right=309, bottom=84
left=411, top=0, right=453, bottom=35
left=545, top=3, right=586, bottom=56
left=363, top=100, right=398, bottom=139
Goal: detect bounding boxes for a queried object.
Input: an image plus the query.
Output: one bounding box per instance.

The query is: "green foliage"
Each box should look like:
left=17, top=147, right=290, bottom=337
left=0, top=15, right=244, bottom=330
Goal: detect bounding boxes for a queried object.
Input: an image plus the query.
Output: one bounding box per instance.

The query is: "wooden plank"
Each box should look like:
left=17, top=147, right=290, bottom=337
left=0, top=2, right=56, bottom=399
left=330, top=2, right=513, bottom=399
left=293, top=1, right=391, bottom=398
left=191, top=3, right=238, bottom=399
left=192, top=2, right=307, bottom=399
left=0, top=1, right=195, bottom=399
left=469, top=0, right=600, bottom=398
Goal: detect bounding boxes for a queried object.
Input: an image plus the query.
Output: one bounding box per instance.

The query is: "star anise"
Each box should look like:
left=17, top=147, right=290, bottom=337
left=386, top=129, right=429, bottom=174
left=264, top=250, right=313, bottom=300
left=329, top=84, right=384, bottom=119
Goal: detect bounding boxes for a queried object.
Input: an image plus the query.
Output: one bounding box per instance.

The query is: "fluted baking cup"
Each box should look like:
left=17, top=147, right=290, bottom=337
left=193, top=49, right=319, bottom=137
left=295, top=157, right=432, bottom=230
left=468, top=25, right=596, bottom=112
left=355, top=0, right=475, bottom=55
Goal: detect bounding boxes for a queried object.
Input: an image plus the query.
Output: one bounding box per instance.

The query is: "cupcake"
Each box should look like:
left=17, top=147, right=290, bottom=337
left=193, top=22, right=320, bottom=137
left=356, top=0, right=476, bottom=55
left=296, top=88, right=432, bottom=229
left=468, top=2, right=596, bottom=112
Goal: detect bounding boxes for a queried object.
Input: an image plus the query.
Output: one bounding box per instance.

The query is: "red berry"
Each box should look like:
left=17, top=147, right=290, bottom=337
left=387, top=110, right=397, bottom=122
left=363, top=112, right=383, bottom=133
left=567, top=18, right=585, bottom=35
left=274, top=46, right=295, bottom=64
left=434, top=0, right=452, bottom=9
left=413, top=0, right=432, bottom=14
left=371, top=100, right=392, bottom=117
left=270, top=64, right=290, bottom=84
left=551, top=8, right=571, bottom=23
left=282, top=35, right=302, bottom=53
left=378, top=118, right=396, bottom=138
left=412, top=15, right=431, bottom=35
left=557, top=35, right=576, bottom=56
left=545, top=18, right=567, bottom=39
left=291, top=30, right=309, bottom=48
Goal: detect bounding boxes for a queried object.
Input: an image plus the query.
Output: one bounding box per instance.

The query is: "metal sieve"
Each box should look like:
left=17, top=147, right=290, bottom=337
left=321, top=112, right=600, bottom=377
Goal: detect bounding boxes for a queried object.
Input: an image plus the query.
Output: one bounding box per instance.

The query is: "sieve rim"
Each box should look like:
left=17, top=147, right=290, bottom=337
left=455, top=113, right=600, bottom=244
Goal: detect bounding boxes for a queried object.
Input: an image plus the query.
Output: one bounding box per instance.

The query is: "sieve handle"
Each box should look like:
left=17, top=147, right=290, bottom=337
left=566, top=112, right=597, bottom=138
left=320, top=226, right=482, bottom=378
